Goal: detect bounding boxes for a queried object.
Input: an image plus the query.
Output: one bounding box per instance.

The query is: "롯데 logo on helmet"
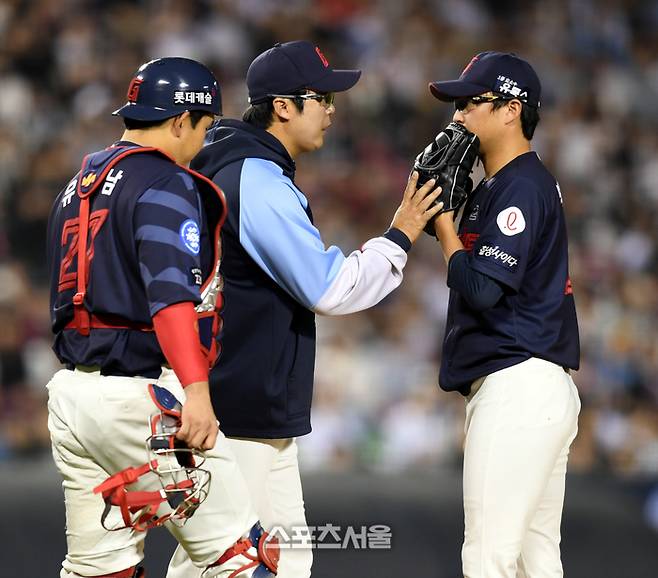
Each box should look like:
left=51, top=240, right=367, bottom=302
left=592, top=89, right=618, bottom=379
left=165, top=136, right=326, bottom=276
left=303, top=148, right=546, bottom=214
left=127, top=77, right=144, bottom=103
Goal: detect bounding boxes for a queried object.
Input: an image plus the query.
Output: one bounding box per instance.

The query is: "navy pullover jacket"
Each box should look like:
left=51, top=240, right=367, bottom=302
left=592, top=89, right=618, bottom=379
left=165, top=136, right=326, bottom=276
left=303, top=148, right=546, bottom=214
left=192, top=120, right=316, bottom=438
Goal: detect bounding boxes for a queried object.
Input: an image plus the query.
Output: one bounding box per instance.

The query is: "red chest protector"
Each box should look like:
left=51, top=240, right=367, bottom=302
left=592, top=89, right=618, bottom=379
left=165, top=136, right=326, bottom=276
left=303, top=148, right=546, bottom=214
left=67, top=144, right=226, bottom=366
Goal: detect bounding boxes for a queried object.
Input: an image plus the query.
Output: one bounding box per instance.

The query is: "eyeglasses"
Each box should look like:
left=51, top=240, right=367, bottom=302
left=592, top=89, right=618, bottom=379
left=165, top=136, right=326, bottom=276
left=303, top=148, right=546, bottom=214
left=454, top=95, right=510, bottom=112
left=270, top=91, right=335, bottom=108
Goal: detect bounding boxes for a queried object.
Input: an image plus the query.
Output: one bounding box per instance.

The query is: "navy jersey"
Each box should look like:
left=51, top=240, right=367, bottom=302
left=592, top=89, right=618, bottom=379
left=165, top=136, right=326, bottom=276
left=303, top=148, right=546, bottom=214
left=47, top=143, right=217, bottom=378
left=440, top=151, right=579, bottom=394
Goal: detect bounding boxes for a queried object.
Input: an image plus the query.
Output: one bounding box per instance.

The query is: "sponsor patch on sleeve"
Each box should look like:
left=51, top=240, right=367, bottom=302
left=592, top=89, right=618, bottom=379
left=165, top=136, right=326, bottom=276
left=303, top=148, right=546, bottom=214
left=180, top=219, right=200, bottom=255
left=496, top=206, right=526, bottom=236
left=475, top=244, right=519, bottom=271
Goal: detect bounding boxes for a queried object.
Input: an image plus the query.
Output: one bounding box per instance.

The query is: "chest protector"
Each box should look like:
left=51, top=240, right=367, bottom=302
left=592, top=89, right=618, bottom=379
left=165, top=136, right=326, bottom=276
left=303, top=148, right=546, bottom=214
left=67, top=144, right=226, bottom=366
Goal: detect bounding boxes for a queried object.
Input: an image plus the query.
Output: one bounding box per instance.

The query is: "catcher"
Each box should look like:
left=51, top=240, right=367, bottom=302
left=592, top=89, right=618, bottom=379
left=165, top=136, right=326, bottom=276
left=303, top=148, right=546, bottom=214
left=46, top=57, right=280, bottom=578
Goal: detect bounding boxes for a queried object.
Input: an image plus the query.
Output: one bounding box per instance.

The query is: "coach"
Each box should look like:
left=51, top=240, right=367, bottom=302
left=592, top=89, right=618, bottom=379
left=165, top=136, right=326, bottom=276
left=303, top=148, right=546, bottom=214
left=167, top=40, right=442, bottom=578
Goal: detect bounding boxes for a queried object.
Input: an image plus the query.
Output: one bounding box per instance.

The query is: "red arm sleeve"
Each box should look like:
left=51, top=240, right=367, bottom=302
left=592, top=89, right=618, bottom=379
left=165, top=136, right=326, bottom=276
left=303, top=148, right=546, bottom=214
left=152, top=302, right=208, bottom=387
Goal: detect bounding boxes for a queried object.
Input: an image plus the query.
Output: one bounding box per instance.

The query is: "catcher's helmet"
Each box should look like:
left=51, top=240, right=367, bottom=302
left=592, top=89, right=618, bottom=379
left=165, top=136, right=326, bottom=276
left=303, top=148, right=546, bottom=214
left=113, top=57, right=221, bottom=121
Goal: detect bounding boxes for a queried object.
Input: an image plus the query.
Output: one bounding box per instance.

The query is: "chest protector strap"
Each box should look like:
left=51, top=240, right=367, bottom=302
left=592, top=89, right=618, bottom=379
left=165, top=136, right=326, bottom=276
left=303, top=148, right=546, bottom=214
left=69, top=145, right=227, bottom=367
left=71, top=146, right=161, bottom=335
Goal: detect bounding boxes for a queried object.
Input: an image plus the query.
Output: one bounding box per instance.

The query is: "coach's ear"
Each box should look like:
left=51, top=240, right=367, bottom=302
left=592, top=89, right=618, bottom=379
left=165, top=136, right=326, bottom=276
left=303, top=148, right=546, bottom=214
left=271, top=97, right=295, bottom=122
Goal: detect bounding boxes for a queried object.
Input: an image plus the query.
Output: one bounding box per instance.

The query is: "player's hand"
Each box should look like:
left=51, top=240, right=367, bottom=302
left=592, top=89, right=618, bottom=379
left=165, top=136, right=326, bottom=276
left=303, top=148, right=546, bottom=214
left=177, top=381, right=219, bottom=451
left=390, top=172, right=444, bottom=244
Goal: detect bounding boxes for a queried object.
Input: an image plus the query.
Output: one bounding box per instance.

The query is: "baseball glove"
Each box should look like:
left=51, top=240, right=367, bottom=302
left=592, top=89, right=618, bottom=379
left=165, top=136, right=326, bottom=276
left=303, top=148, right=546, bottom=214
left=413, top=122, right=480, bottom=234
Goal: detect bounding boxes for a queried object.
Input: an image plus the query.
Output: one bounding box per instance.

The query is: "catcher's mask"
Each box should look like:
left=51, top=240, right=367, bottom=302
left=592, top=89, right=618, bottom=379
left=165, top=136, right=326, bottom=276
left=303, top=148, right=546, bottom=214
left=93, top=384, right=211, bottom=532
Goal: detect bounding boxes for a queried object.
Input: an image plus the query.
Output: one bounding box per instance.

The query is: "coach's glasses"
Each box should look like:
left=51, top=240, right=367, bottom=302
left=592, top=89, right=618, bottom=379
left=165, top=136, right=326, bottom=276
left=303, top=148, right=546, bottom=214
left=454, top=95, right=509, bottom=112
left=270, top=91, right=335, bottom=108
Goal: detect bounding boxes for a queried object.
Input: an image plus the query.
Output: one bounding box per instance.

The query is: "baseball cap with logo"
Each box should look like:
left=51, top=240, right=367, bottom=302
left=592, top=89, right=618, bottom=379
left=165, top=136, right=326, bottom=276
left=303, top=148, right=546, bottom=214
left=246, top=40, right=362, bottom=104
left=429, top=51, right=541, bottom=108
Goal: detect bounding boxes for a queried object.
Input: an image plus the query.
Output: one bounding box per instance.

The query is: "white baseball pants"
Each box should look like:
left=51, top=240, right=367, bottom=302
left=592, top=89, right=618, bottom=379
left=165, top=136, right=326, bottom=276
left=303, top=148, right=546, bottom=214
left=168, top=437, right=312, bottom=578
left=461, top=357, right=581, bottom=578
left=47, top=368, right=258, bottom=577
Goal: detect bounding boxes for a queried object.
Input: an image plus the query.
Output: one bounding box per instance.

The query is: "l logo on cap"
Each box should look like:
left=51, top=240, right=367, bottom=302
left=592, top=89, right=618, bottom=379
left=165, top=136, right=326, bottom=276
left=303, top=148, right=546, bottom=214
left=315, top=46, right=329, bottom=68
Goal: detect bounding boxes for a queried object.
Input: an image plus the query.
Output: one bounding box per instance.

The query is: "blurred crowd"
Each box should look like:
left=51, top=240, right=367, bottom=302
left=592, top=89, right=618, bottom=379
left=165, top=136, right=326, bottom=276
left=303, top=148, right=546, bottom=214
left=1, top=0, right=658, bottom=487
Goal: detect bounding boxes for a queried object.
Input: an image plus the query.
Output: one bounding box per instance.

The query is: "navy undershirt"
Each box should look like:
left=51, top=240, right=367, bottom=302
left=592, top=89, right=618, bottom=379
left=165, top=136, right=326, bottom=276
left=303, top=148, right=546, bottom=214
left=447, top=249, right=504, bottom=311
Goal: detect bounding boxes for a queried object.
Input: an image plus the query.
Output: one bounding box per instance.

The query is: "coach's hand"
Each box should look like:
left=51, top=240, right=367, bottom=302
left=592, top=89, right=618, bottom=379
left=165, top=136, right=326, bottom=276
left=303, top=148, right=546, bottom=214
left=177, top=381, right=219, bottom=451
left=390, top=172, right=443, bottom=244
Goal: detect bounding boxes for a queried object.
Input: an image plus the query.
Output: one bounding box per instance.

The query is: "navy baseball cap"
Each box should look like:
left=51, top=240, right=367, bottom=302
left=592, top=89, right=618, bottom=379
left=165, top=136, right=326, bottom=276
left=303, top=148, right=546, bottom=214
left=247, top=40, right=361, bottom=104
left=429, top=51, right=541, bottom=108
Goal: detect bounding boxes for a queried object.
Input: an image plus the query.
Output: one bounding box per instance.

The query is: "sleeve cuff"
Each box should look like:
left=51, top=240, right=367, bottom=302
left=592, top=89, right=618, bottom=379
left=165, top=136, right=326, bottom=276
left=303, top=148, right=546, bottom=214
left=383, top=228, right=412, bottom=253
left=447, top=249, right=468, bottom=288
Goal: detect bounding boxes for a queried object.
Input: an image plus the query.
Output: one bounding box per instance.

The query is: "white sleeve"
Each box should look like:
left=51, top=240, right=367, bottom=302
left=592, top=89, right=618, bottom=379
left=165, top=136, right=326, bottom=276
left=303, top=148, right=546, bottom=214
left=312, top=236, right=408, bottom=316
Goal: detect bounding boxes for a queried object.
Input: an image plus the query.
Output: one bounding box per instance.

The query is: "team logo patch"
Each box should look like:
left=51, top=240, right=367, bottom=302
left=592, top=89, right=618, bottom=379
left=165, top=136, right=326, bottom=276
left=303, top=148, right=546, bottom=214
left=496, top=206, right=526, bottom=236
left=81, top=172, right=97, bottom=187
left=180, top=219, right=200, bottom=255
left=477, top=244, right=519, bottom=271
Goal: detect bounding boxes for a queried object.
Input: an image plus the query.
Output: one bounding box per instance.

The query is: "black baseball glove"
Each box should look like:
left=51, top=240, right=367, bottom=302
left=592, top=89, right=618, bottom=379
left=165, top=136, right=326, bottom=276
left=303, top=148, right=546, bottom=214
left=413, top=122, right=480, bottom=235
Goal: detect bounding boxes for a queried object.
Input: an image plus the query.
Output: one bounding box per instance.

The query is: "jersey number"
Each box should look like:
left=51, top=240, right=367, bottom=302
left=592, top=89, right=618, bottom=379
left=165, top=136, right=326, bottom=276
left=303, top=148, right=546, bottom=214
left=58, top=209, right=109, bottom=292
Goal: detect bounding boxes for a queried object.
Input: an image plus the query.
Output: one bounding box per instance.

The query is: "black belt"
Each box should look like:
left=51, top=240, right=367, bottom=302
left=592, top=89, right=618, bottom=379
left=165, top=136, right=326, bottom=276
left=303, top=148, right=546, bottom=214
left=74, top=364, right=101, bottom=373
left=71, top=364, right=168, bottom=379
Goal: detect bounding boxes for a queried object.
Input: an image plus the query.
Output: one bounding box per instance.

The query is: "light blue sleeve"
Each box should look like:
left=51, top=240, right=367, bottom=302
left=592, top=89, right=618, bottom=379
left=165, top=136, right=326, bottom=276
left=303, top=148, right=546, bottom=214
left=239, top=158, right=345, bottom=308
